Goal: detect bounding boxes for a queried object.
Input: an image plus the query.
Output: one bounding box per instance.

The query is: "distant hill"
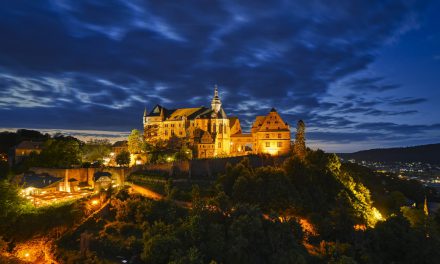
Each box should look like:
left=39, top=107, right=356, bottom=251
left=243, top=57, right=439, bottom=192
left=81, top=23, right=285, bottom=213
left=338, top=143, right=440, bottom=163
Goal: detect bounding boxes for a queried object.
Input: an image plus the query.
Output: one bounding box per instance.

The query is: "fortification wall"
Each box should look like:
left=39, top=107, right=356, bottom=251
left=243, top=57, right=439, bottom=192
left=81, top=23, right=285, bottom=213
left=137, top=155, right=287, bottom=179
left=29, top=167, right=129, bottom=185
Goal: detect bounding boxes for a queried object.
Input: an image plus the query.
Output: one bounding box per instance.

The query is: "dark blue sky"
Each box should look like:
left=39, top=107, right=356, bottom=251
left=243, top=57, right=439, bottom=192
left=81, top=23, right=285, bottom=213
left=0, top=0, right=439, bottom=152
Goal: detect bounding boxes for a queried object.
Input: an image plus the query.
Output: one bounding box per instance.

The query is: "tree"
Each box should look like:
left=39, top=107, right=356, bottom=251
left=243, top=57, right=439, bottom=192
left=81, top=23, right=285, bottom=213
left=116, top=150, right=130, bottom=167
left=26, top=138, right=82, bottom=168
left=82, top=139, right=111, bottom=164
left=293, top=120, right=306, bottom=160
left=127, top=129, right=144, bottom=154
left=0, top=161, right=8, bottom=180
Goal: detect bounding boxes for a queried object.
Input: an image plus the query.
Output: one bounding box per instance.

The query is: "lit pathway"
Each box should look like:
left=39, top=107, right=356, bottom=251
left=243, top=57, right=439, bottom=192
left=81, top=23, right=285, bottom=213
left=126, top=182, right=192, bottom=208
left=62, top=199, right=111, bottom=238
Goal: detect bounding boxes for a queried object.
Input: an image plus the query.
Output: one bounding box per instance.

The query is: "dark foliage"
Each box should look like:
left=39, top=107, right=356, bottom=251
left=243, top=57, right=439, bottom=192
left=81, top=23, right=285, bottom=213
left=339, top=143, right=440, bottom=163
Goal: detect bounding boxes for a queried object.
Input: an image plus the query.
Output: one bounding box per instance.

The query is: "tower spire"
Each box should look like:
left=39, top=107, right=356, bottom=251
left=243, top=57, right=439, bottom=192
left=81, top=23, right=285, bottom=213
left=211, top=84, right=222, bottom=113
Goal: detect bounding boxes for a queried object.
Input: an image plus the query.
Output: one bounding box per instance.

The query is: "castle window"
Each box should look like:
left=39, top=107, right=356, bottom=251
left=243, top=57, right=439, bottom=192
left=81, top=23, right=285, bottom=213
left=278, top=133, right=281, bottom=139
left=265, top=133, right=269, bottom=139
left=171, top=130, right=174, bottom=135
left=165, top=130, right=168, bottom=136
left=171, top=124, right=175, bottom=127
left=266, top=142, right=270, bottom=147
left=218, top=142, right=221, bottom=148
left=277, top=142, right=282, bottom=147
left=165, top=124, right=168, bottom=127
left=179, top=131, right=183, bottom=136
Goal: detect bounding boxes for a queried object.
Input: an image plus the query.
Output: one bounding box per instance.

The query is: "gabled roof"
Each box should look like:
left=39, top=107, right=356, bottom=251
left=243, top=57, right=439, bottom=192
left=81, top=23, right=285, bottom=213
left=251, top=109, right=290, bottom=133
left=196, top=107, right=227, bottom=119
left=146, top=105, right=212, bottom=121
left=147, top=104, right=174, bottom=117
left=168, top=107, right=205, bottom=120
left=200, top=131, right=214, bottom=144
left=16, top=141, right=43, bottom=150
left=229, top=117, right=239, bottom=127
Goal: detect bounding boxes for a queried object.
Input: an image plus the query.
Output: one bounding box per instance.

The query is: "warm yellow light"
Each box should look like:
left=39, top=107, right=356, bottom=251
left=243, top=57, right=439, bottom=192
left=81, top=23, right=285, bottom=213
left=91, top=199, right=99, bottom=206
left=24, top=252, right=29, bottom=258
left=372, top=207, right=384, bottom=221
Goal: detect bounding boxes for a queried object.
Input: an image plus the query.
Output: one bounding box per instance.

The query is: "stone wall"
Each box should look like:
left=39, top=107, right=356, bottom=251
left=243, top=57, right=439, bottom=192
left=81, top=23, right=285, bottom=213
left=29, top=167, right=130, bottom=186
left=137, top=155, right=287, bottom=179
left=29, top=155, right=287, bottom=184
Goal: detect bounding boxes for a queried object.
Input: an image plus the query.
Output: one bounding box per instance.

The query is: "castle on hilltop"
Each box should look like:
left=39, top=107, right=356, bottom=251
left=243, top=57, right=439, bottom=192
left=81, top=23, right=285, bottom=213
left=143, top=86, right=291, bottom=158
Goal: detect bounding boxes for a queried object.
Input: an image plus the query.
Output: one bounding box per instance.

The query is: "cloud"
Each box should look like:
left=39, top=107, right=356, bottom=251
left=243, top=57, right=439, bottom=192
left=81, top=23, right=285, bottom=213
left=389, top=97, right=427, bottom=105
left=0, top=0, right=435, bottom=151
left=344, top=77, right=401, bottom=92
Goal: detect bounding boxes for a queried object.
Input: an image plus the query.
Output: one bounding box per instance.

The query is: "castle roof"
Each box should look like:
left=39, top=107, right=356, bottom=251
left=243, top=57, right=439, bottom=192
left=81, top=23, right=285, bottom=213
left=251, top=110, right=289, bottom=133
left=228, top=117, right=239, bottom=127
left=196, top=107, right=227, bottom=119
left=146, top=104, right=227, bottom=120
left=168, top=107, right=205, bottom=120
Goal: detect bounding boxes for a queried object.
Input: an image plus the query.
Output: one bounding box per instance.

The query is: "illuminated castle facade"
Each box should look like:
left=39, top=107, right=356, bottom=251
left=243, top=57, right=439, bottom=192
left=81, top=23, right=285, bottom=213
left=143, top=86, right=291, bottom=158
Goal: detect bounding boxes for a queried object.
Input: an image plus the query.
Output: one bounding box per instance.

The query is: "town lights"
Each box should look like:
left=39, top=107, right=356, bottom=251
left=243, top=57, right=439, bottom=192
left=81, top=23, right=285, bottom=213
left=91, top=199, right=99, bottom=206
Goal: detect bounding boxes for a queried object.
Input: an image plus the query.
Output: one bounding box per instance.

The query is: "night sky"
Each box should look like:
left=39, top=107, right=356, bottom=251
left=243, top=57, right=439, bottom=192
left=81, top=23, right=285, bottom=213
left=0, top=0, right=439, bottom=152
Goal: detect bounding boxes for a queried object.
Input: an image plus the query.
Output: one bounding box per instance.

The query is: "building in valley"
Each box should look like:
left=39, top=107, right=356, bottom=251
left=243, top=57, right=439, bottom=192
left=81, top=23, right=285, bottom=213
left=143, top=86, right=291, bottom=158
left=10, top=141, right=44, bottom=165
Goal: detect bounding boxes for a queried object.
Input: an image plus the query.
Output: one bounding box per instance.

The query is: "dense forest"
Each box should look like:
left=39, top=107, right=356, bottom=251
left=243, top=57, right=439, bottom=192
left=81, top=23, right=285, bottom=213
left=339, top=143, right=440, bottom=163
left=2, top=130, right=440, bottom=263
left=54, top=151, right=440, bottom=263
left=31, top=151, right=440, bottom=263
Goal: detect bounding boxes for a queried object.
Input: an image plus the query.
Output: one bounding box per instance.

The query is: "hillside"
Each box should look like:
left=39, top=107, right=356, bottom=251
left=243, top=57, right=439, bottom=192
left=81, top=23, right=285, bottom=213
left=339, top=143, right=440, bottom=163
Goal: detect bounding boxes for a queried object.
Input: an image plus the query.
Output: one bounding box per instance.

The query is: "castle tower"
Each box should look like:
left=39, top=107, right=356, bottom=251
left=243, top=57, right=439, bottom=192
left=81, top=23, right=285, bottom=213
left=143, top=107, right=147, bottom=126
left=211, top=85, right=222, bottom=113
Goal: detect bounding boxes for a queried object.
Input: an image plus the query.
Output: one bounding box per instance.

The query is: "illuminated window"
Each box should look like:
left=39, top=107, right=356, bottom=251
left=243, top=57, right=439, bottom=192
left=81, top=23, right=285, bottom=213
left=165, top=130, right=168, bottom=136
left=218, top=142, right=222, bottom=148
left=179, top=131, right=183, bottom=135
left=278, top=133, right=281, bottom=138
left=265, top=133, right=269, bottom=138
left=165, top=124, right=168, bottom=127
left=277, top=142, right=282, bottom=147
left=266, top=142, right=270, bottom=147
